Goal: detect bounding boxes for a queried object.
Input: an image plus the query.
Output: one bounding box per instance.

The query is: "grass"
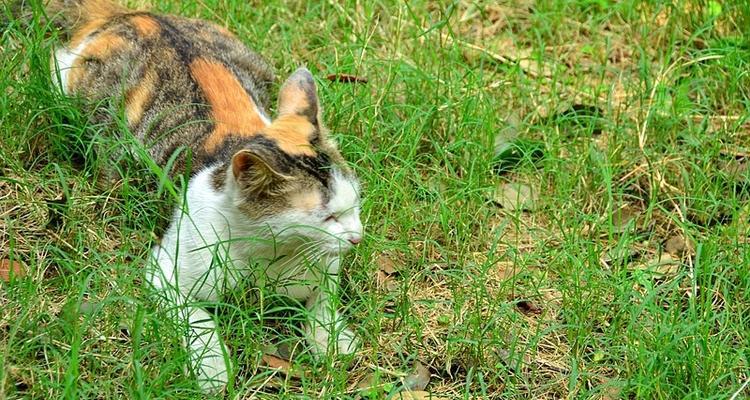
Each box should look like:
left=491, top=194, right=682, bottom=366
left=1, top=0, right=749, bottom=398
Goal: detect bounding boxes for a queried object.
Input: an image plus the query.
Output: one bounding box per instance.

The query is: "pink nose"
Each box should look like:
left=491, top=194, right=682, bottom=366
left=349, top=237, right=361, bottom=245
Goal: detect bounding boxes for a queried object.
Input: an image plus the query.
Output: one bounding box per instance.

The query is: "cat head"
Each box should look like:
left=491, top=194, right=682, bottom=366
left=217, top=68, right=363, bottom=254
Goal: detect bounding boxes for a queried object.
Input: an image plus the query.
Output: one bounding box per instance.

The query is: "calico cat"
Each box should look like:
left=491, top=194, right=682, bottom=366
left=48, top=0, right=363, bottom=392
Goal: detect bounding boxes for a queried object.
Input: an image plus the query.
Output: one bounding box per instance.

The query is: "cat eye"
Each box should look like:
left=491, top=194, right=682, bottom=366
left=324, top=215, right=338, bottom=222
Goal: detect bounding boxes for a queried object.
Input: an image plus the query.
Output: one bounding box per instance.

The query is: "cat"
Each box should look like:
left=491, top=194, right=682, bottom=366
left=47, top=0, right=363, bottom=392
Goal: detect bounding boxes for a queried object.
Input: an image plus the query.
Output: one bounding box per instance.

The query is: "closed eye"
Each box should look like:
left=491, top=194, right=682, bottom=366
left=324, top=215, right=338, bottom=222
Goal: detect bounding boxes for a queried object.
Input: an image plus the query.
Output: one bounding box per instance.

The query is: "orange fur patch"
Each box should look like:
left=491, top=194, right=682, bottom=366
left=69, top=18, right=107, bottom=48
left=263, top=115, right=317, bottom=156
left=83, top=33, right=126, bottom=58
left=65, top=32, right=127, bottom=92
left=125, top=69, right=156, bottom=126
left=278, top=85, right=311, bottom=116
left=190, top=58, right=268, bottom=152
left=66, top=0, right=126, bottom=47
left=130, top=15, right=160, bottom=36
left=66, top=59, right=86, bottom=92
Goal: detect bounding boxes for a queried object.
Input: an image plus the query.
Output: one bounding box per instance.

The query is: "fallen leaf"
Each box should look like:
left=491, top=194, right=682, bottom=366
left=356, top=372, right=378, bottom=390
left=78, top=301, right=98, bottom=316
left=395, top=391, right=448, bottom=400
left=601, top=246, right=642, bottom=267
left=633, top=254, right=681, bottom=277
left=375, top=269, right=399, bottom=292
left=260, top=354, right=304, bottom=379
left=514, top=298, right=542, bottom=315
left=664, top=235, right=692, bottom=256
left=0, top=258, right=26, bottom=282
left=377, top=254, right=398, bottom=275
left=354, top=372, right=394, bottom=399
left=598, top=379, right=624, bottom=400
left=403, top=362, right=430, bottom=391
left=610, top=204, right=639, bottom=233
left=326, top=73, right=368, bottom=84
left=493, top=183, right=538, bottom=211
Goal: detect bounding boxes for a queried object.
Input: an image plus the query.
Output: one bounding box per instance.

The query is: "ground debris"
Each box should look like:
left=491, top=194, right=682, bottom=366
left=0, top=258, right=26, bottom=281
left=326, top=73, right=368, bottom=84
left=493, top=182, right=538, bottom=211
left=403, top=361, right=430, bottom=391
left=631, top=253, right=681, bottom=277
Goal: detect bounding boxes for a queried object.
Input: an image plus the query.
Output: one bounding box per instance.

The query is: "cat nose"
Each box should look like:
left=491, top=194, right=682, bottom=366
left=348, top=237, right=361, bottom=245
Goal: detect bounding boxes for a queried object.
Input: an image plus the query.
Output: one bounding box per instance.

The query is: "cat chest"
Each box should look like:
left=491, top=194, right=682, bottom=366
left=248, top=252, right=331, bottom=301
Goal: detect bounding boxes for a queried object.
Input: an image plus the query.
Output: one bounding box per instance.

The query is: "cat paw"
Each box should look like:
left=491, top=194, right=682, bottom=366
left=192, top=352, right=229, bottom=393
left=335, top=327, right=359, bottom=355
left=307, top=325, right=359, bottom=356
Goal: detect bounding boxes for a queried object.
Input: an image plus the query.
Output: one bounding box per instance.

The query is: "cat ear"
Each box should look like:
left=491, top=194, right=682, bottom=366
left=231, top=149, right=290, bottom=190
left=277, top=67, right=320, bottom=125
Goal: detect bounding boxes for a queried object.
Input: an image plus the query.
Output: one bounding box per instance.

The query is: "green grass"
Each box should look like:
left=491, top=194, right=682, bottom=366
left=1, top=0, right=749, bottom=398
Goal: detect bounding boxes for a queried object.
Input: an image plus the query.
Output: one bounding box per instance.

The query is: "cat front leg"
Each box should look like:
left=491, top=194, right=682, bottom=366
left=304, top=257, right=358, bottom=356
left=185, top=304, right=231, bottom=392
left=149, top=243, right=231, bottom=393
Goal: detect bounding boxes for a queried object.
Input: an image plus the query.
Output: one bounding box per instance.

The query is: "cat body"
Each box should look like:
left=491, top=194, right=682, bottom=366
left=49, top=0, right=363, bottom=392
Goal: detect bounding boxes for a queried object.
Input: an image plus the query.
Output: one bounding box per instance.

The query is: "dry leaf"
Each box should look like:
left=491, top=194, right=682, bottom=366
left=354, top=372, right=395, bottom=400
left=634, top=254, right=681, bottom=277
left=260, top=354, right=305, bottom=379
left=0, top=259, right=26, bottom=282
left=376, top=269, right=399, bottom=292
left=377, top=253, right=398, bottom=275
left=495, top=261, right=519, bottom=280
left=403, top=362, right=430, bottom=391
left=610, top=204, right=639, bottom=233
left=664, top=235, right=692, bottom=256
left=356, top=372, right=379, bottom=390
left=326, top=73, right=368, bottom=84
left=601, top=246, right=641, bottom=267
left=396, top=391, right=447, bottom=400
left=515, top=298, right=542, bottom=315
left=598, top=379, right=624, bottom=400
left=493, top=183, right=538, bottom=211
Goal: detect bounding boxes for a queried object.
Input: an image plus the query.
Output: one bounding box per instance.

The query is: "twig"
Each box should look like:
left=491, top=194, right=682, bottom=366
left=729, top=375, right=750, bottom=400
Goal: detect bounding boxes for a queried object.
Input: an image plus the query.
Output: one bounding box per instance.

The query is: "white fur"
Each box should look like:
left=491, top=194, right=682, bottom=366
left=148, top=164, right=362, bottom=392
left=52, top=38, right=92, bottom=94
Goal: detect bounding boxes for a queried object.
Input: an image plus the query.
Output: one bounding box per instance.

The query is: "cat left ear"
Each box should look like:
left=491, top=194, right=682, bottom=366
left=231, top=149, right=290, bottom=191
left=277, top=67, right=320, bottom=126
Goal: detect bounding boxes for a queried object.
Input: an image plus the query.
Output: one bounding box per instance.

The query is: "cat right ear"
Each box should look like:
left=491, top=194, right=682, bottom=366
left=231, top=149, right=290, bottom=191
left=277, top=67, right=320, bottom=126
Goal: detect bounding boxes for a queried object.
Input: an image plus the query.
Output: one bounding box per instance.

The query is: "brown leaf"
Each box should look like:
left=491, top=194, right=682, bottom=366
left=260, top=354, right=305, bottom=379
left=375, top=269, right=399, bottom=293
left=377, top=254, right=398, bottom=275
left=495, top=261, right=519, bottom=280
left=0, top=259, right=26, bottom=282
left=403, top=362, right=430, bottom=391
left=396, top=391, right=448, bottom=400
left=326, top=73, right=368, bottom=84
left=515, top=298, right=542, bottom=315
left=664, top=235, right=692, bottom=256
left=356, top=372, right=379, bottom=390
left=610, top=204, right=639, bottom=233
left=354, top=372, right=393, bottom=400
left=633, top=254, right=681, bottom=277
